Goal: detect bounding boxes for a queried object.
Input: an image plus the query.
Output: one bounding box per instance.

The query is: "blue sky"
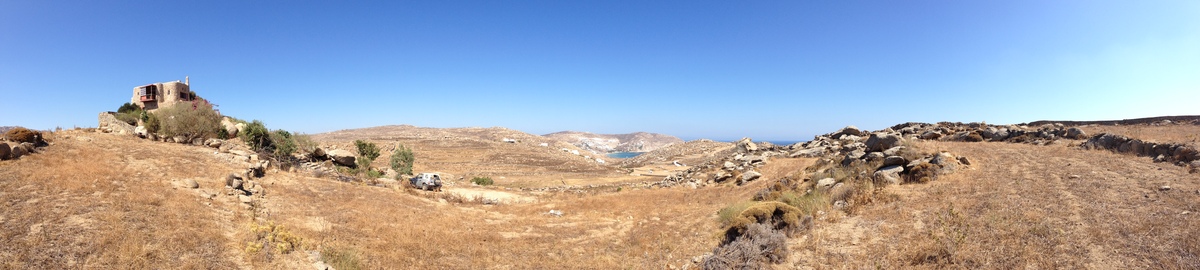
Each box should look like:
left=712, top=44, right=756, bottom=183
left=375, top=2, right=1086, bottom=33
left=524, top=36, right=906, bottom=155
left=2, top=1, right=1198, bottom=141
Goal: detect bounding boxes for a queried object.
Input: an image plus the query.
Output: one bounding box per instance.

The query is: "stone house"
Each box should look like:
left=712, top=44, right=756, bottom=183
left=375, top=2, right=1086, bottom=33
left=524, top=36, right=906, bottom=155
left=131, top=77, right=197, bottom=112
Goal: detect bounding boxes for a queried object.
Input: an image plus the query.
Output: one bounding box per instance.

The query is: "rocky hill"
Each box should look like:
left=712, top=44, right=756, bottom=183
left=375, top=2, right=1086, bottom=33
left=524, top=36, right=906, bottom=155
left=542, top=131, right=683, bottom=154
left=310, top=125, right=635, bottom=187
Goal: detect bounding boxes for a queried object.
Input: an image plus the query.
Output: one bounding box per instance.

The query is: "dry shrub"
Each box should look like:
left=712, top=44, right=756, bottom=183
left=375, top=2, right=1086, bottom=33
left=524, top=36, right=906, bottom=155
left=703, top=223, right=788, bottom=269
left=722, top=201, right=809, bottom=244
left=244, top=221, right=303, bottom=263
left=906, top=162, right=940, bottom=183
left=5, top=127, right=40, bottom=144
left=321, top=246, right=364, bottom=270
left=154, top=101, right=221, bottom=140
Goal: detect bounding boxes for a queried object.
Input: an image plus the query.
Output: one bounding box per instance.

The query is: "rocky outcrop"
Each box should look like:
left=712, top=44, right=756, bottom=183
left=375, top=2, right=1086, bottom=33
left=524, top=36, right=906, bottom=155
left=97, top=112, right=136, bottom=135
left=327, top=149, right=356, bottom=167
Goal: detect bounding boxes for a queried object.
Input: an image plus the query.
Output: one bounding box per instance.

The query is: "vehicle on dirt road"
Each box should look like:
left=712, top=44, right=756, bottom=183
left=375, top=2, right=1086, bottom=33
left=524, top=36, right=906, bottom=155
left=410, top=173, right=443, bottom=191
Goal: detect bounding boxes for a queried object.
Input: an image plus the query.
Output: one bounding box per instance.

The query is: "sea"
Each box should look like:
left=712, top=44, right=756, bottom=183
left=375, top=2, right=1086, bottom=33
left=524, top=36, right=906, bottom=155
left=606, top=152, right=645, bottom=159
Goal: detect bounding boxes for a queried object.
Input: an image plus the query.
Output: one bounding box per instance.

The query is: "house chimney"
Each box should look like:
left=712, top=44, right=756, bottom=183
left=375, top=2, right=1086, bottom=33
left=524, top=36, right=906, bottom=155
left=185, top=76, right=189, bottom=86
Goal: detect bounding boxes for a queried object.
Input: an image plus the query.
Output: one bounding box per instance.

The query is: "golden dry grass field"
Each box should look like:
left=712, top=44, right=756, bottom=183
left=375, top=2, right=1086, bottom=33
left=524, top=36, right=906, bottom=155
left=2, top=124, right=1198, bottom=269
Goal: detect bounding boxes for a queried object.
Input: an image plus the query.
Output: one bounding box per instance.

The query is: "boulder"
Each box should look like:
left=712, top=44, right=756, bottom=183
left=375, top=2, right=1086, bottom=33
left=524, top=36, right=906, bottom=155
left=173, top=136, right=187, bottom=144
left=221, top=117, right=240, bottom=138
left=739, top=171, right=762, bottom=185
left=882, top=146, right=905, bottom=156
left=1189, top=160, right=1200, bottom=174
left=10, top=143, right=28, bottom=159
left=930, top=152, right=961, bottom=174
left=0, top=142, right=9, bottom=160
left=1065, top=127, right=1087, bottom=140
left=723, top=161, right=736, bottom=170
left=737, top=138, right=758, bottom=152
left=883, top=156, right=907, bottom=167
left=919, top=131, right=943, bottom=140
left=864, top=152, right=885, bottom=162
left=873, top=165, right=904, bottom=185
left=816, top=178, right=837, bottom=191
left=134, top=126, right=148, bottom=138
left=327, top=149, right=357, bottom=167
left=225, top=174, right=244, bottom=190
left=865, top=133, right=902, bottom=152
left=205, top=139, right=223, bottom=148
left=834, top=126, right=864, bottom=137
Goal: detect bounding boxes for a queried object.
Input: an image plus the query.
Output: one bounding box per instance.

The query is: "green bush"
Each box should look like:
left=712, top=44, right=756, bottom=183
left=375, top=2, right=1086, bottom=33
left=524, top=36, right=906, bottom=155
left=145, top=113, right=161, bottom=134
left=390, top=144, right=415, bottom=177
left=239, top=120, right=270, bottom=151
left=155, top=100, right=222, bottom=140
left=270, top=130, right=297, bottom=157
left=117, top=102, right=141, bottom=114
left=366, top=169, right=383, bottom=179
left=471, top=176, right=494, bottom=186
left=354, top=140, right=380, bottom=174
left=355, top=140, right=380, bottom=162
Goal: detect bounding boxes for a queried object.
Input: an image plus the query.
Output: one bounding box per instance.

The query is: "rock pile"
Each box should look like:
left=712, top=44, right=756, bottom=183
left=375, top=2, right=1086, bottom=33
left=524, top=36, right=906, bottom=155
left=1081, top=133, right=1200, bottom=172
left=659, top=138, right=791, bottom=188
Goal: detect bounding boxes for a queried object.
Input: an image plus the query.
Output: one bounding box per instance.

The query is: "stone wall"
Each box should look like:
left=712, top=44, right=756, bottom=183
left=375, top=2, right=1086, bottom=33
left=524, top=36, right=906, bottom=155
left=1081, top=133, right=1200, bottom=171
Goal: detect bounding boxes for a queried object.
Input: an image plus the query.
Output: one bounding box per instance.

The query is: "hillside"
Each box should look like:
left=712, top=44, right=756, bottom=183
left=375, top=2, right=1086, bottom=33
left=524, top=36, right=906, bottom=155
left=542, top=131, right=683, bottom=154
left=310, top=125, right=644, bottom=187
left=2, top=120, right=1199, bottom=269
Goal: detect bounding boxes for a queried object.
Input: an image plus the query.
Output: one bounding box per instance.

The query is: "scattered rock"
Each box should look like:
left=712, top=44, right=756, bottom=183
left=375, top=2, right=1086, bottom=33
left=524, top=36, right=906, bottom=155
left=0, top=142, right=9, bottom=160
left=205, top=139, right=222, bottom=148
left=1068, top=175, right=1081, bottom=179
left=1160, top=186, right=1172, bottom=191
left=185, top=179, right=199, bottom=189
left=816, top=178, right=837, bottom=191
left=225, top=174, right=244, bottom=190
left=883, top=156, right=907, bottom=167
left=548, top=210, right=563, bottom=217
left=238, top=195, right=253, bottom=204
left=957, top=156, right=971, bottom=165
left=739, top=171, right=762, bottom=185
left=930, top=152, right=961, bottom=173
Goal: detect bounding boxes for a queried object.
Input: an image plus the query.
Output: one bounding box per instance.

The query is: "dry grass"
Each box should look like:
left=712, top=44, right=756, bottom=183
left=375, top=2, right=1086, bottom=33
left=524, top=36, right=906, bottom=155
left=787, top=139, right=1200, bottom=269
left=0, top=132, right=240, bottom=269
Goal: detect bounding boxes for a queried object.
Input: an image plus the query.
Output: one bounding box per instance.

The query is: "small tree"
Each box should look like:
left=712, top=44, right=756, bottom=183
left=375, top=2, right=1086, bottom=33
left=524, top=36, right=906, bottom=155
left=270, top=130, right=297, bottom=157
left=354, top=140, right=380, bottom=173
left=240, top=120, right=271, bottom=152
left=390, top=144, right=415, bottom=177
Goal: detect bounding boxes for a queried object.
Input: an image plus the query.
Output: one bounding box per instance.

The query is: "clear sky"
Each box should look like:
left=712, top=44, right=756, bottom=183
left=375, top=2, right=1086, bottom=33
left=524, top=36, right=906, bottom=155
left=2, top=1, right=1198, bottom=141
